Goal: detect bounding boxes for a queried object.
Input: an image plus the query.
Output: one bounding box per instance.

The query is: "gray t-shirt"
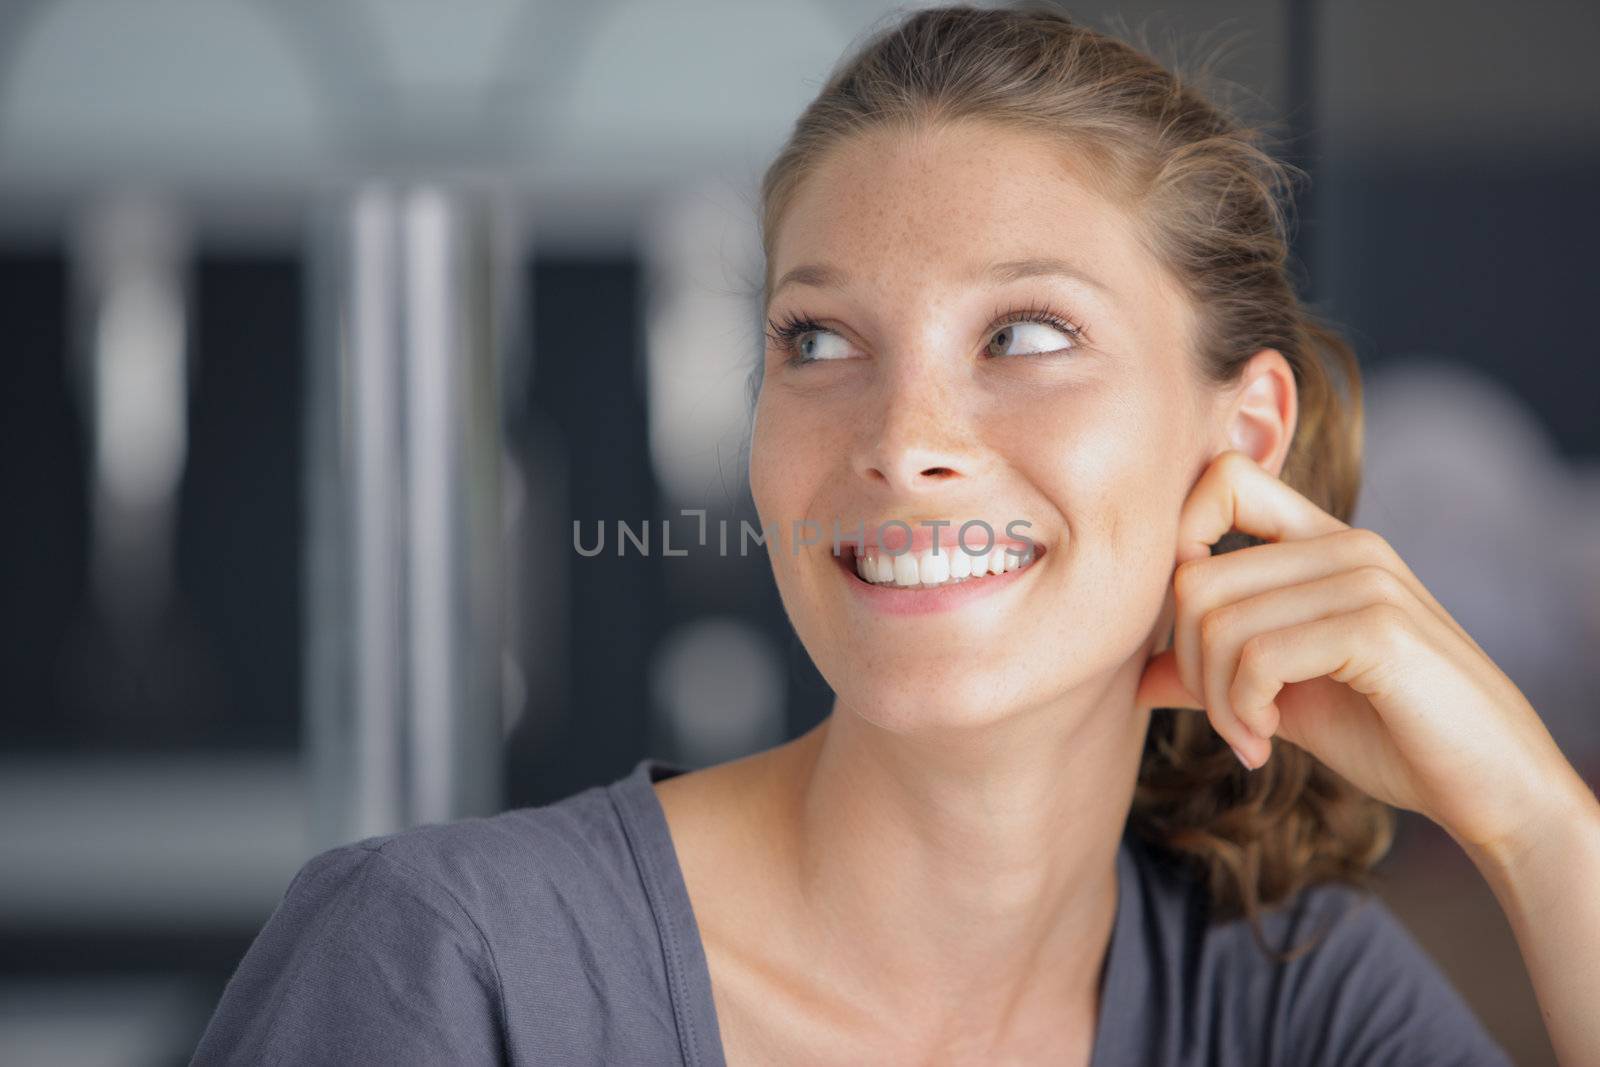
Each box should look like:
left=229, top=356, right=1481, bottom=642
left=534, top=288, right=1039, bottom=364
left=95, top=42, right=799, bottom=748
left=191, top=757, right=1514, bottom=1065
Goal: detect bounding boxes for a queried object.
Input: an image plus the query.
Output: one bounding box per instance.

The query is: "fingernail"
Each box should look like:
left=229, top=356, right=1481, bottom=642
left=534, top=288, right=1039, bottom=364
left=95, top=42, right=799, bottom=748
left=1229, top=744, right=1253, bottom=771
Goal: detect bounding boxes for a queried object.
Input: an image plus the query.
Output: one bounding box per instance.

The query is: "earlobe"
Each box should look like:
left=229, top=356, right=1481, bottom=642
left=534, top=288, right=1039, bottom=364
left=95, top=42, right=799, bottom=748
left=1220, top=348, right=1297, bottom=475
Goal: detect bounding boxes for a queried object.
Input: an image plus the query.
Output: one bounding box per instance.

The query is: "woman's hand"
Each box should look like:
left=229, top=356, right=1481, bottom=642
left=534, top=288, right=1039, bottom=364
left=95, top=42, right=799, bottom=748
left=1134, top=448, right=1591, bottom=858
left=1134, top=448, right=1600, bottom=1065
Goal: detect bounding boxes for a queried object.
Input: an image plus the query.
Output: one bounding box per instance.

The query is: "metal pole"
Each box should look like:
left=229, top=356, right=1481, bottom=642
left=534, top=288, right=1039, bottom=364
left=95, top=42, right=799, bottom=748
left=304, top=181, right=509, bottom=848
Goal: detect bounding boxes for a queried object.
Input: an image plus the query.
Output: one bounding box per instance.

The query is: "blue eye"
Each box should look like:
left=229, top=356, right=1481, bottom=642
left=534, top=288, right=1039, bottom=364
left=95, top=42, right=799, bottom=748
left=766, top=315, right=859, bottom=365
left=987, top=315, right=1084, bottom=358
left=791, top=328, right=854, bottom=362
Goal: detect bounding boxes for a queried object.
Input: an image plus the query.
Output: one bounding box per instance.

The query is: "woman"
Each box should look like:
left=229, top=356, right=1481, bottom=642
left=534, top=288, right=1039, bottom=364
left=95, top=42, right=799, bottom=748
left=193, top=5, right=1600, bottom=1065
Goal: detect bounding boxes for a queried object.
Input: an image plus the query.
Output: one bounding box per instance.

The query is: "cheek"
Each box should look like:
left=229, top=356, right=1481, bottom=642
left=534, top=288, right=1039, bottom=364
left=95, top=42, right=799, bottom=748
left=748, top=387, right=830, bottom=532
left=747, top=392, right=791, bottom=520
left=998, top=377, right=1160, bottom=490
left=1001, top=375, right=1193, bottom=559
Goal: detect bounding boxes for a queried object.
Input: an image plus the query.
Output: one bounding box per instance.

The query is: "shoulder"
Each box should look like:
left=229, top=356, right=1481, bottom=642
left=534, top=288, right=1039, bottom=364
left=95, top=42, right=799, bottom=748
left=295, top=775, right=672, bottom=983
left=193, top=775, right=671, bottom=1065
left=340, top=777, right=637, bottom=916
left=1261, top=880, right=1512, bottom=1067
left=1119, top=836, right=1513, bottom=1067
left=192, top=828, right=518, bottom=1064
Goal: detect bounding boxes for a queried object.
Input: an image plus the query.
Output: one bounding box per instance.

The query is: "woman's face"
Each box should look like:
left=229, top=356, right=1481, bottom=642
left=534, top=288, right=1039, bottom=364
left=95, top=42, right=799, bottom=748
left=751, top=119, right=1222, bottom=733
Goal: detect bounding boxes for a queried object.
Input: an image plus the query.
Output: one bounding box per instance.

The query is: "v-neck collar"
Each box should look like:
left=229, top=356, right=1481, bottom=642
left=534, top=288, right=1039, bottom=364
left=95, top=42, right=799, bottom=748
left=609, top=757, right=726, bottom=1066
left=609, top=756, right=1137, bottom=1067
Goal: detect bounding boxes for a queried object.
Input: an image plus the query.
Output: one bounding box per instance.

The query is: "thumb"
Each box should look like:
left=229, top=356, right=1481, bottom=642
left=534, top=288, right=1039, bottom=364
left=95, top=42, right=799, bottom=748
left=1136, top=648, right=1204, bottom=713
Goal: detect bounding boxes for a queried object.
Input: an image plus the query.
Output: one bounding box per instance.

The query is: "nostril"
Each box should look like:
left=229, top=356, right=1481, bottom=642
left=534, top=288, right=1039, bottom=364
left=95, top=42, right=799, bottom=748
left=921, top=466, right=957, bottom=478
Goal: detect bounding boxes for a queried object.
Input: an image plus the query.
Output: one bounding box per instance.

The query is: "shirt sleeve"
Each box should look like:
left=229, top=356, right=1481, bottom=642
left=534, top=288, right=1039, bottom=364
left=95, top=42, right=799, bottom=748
left=190, top=843, right=507, bottom=1066
left=1277, top=885, right=1515, bottom=1067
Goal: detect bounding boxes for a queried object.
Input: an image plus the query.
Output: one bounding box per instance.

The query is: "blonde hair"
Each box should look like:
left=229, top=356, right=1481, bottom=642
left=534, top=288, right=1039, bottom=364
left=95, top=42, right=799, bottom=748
left=758, top=2, right=1390, bottom=952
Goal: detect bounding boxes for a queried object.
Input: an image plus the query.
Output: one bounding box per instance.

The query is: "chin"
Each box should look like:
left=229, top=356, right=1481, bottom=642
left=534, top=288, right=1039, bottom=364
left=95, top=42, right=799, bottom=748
left=825, top=655, right=1057, bottom=737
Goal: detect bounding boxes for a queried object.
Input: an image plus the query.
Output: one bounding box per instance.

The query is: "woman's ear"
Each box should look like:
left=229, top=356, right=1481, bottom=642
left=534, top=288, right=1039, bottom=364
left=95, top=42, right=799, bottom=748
left=1217, top=348, right=1298, bottom=477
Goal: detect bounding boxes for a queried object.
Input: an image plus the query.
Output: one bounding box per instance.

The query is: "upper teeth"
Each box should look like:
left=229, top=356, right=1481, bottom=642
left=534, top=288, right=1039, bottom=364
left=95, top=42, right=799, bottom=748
left=853, top=545, right=1036, bottom=588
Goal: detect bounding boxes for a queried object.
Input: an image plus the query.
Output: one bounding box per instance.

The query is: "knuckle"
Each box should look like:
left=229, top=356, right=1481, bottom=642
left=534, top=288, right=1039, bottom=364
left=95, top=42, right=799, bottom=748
left=1238, top=631, right=1272, bottom=669
left=1174, top=557, right=1208, bottom=600
left=1199, top=605, right=1234, bottom=646
left=1363, top=602, right=1411, bottom=650
left=1353, top=563, right=1404, bottom=606
left=1344, top=526, right=1395, bottom=565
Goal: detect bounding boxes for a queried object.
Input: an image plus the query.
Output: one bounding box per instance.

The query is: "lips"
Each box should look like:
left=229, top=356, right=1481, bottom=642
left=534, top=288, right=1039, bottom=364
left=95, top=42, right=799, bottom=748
left=813, top=516, right=1045, bottom=609
left=833, top=535, right=1044, bottom=615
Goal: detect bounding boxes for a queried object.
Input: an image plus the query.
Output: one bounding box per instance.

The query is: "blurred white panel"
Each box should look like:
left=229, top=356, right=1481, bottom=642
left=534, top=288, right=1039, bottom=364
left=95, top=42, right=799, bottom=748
left=402, top=187, right=458, bottom=827
left=0, top=0, right=1291, bottom=244
left=643, top=180, right=763, bottom=505
left=93, top=275, right=185, bottom=509
left=0, top=0, right=325, bottom=182
left=349, top=186, right=406, bottom=841
left=354, top=0, right=527, bottom=98
left=0, top=757, right=308, bottom=926
left=651, top=617, right=786, bottom=765
left=523, top=0, right=870, bottom=203
left=75, top=197, right=190, bottom=627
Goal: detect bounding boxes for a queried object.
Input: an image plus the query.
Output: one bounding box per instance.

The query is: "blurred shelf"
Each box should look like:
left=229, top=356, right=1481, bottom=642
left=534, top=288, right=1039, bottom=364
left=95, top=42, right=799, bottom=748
left=0, top=755, right=309, bottom=928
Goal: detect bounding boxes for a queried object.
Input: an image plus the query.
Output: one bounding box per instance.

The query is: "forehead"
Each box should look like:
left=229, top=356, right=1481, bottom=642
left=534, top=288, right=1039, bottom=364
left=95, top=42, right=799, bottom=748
left=771, top=119, right=1179, bottom=319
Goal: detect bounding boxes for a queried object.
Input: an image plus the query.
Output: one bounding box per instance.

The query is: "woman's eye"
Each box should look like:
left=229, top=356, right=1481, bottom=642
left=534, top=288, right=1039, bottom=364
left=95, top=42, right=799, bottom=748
left=792, top=329, right=855, bottom=362
left=987, top=320, right=1077, bottom=358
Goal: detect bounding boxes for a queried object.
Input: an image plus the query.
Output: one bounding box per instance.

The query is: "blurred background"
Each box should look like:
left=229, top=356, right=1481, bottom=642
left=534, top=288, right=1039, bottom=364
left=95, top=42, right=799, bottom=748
left=0, top=0, right=1594, bottom=1063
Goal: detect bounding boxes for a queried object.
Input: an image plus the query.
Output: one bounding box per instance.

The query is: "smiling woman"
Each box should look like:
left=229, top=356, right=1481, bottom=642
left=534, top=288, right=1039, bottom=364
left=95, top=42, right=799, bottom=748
left=748, top=26, right=1372, bottom=928
left=191, top=4, right=1600, bottom=1066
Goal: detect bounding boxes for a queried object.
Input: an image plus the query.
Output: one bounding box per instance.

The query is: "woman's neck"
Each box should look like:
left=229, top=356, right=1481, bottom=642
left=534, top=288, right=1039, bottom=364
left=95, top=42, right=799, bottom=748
left=755, top=675, right=1147, bottom=1053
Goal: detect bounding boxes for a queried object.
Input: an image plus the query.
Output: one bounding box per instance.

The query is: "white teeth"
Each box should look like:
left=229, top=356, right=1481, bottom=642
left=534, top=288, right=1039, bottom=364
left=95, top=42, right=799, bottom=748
left=852, top=545, right=1036, bottom=589
left=872, top=552, right=895, bottom=583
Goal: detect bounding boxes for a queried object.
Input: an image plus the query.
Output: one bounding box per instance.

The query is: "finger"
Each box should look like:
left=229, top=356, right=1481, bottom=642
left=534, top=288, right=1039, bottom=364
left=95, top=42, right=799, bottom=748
left=1172, top=529, right=1349, bottom=710
left=1228, top=602, right=1423, bottom=766
left=1169, top=450, right=1347, bottom=721
left=1175, top=450, right=1348, bottom=566
left=1173, top=526, right=1482, bottom=704
left=1173, top=528, right=1394, bottom=708
left=1199, top=563, right=1421, bottom=745
left=1135, top=648, right=1203, bottom=713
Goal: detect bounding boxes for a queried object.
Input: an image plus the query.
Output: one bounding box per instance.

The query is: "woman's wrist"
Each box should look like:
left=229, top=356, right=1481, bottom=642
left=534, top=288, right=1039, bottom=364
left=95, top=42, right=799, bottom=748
left=1452, top=765, right=1600, bottom=887
left=1446, top=767, right=1600, bottom=1067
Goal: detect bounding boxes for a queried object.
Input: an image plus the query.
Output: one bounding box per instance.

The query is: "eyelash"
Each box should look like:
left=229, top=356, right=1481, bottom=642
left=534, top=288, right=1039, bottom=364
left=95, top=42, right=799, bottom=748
left=764, top=301, right=1089, bottom=366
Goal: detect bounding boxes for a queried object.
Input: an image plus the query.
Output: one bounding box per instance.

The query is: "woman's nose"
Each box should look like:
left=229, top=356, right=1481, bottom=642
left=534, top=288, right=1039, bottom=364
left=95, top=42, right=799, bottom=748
left=852, top=371, right=981, bottom=495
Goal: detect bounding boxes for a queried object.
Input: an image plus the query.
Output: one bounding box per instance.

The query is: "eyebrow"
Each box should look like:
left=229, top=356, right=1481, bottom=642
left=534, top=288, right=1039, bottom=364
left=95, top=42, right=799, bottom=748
left=769, top=257, right=1114, bottom=302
